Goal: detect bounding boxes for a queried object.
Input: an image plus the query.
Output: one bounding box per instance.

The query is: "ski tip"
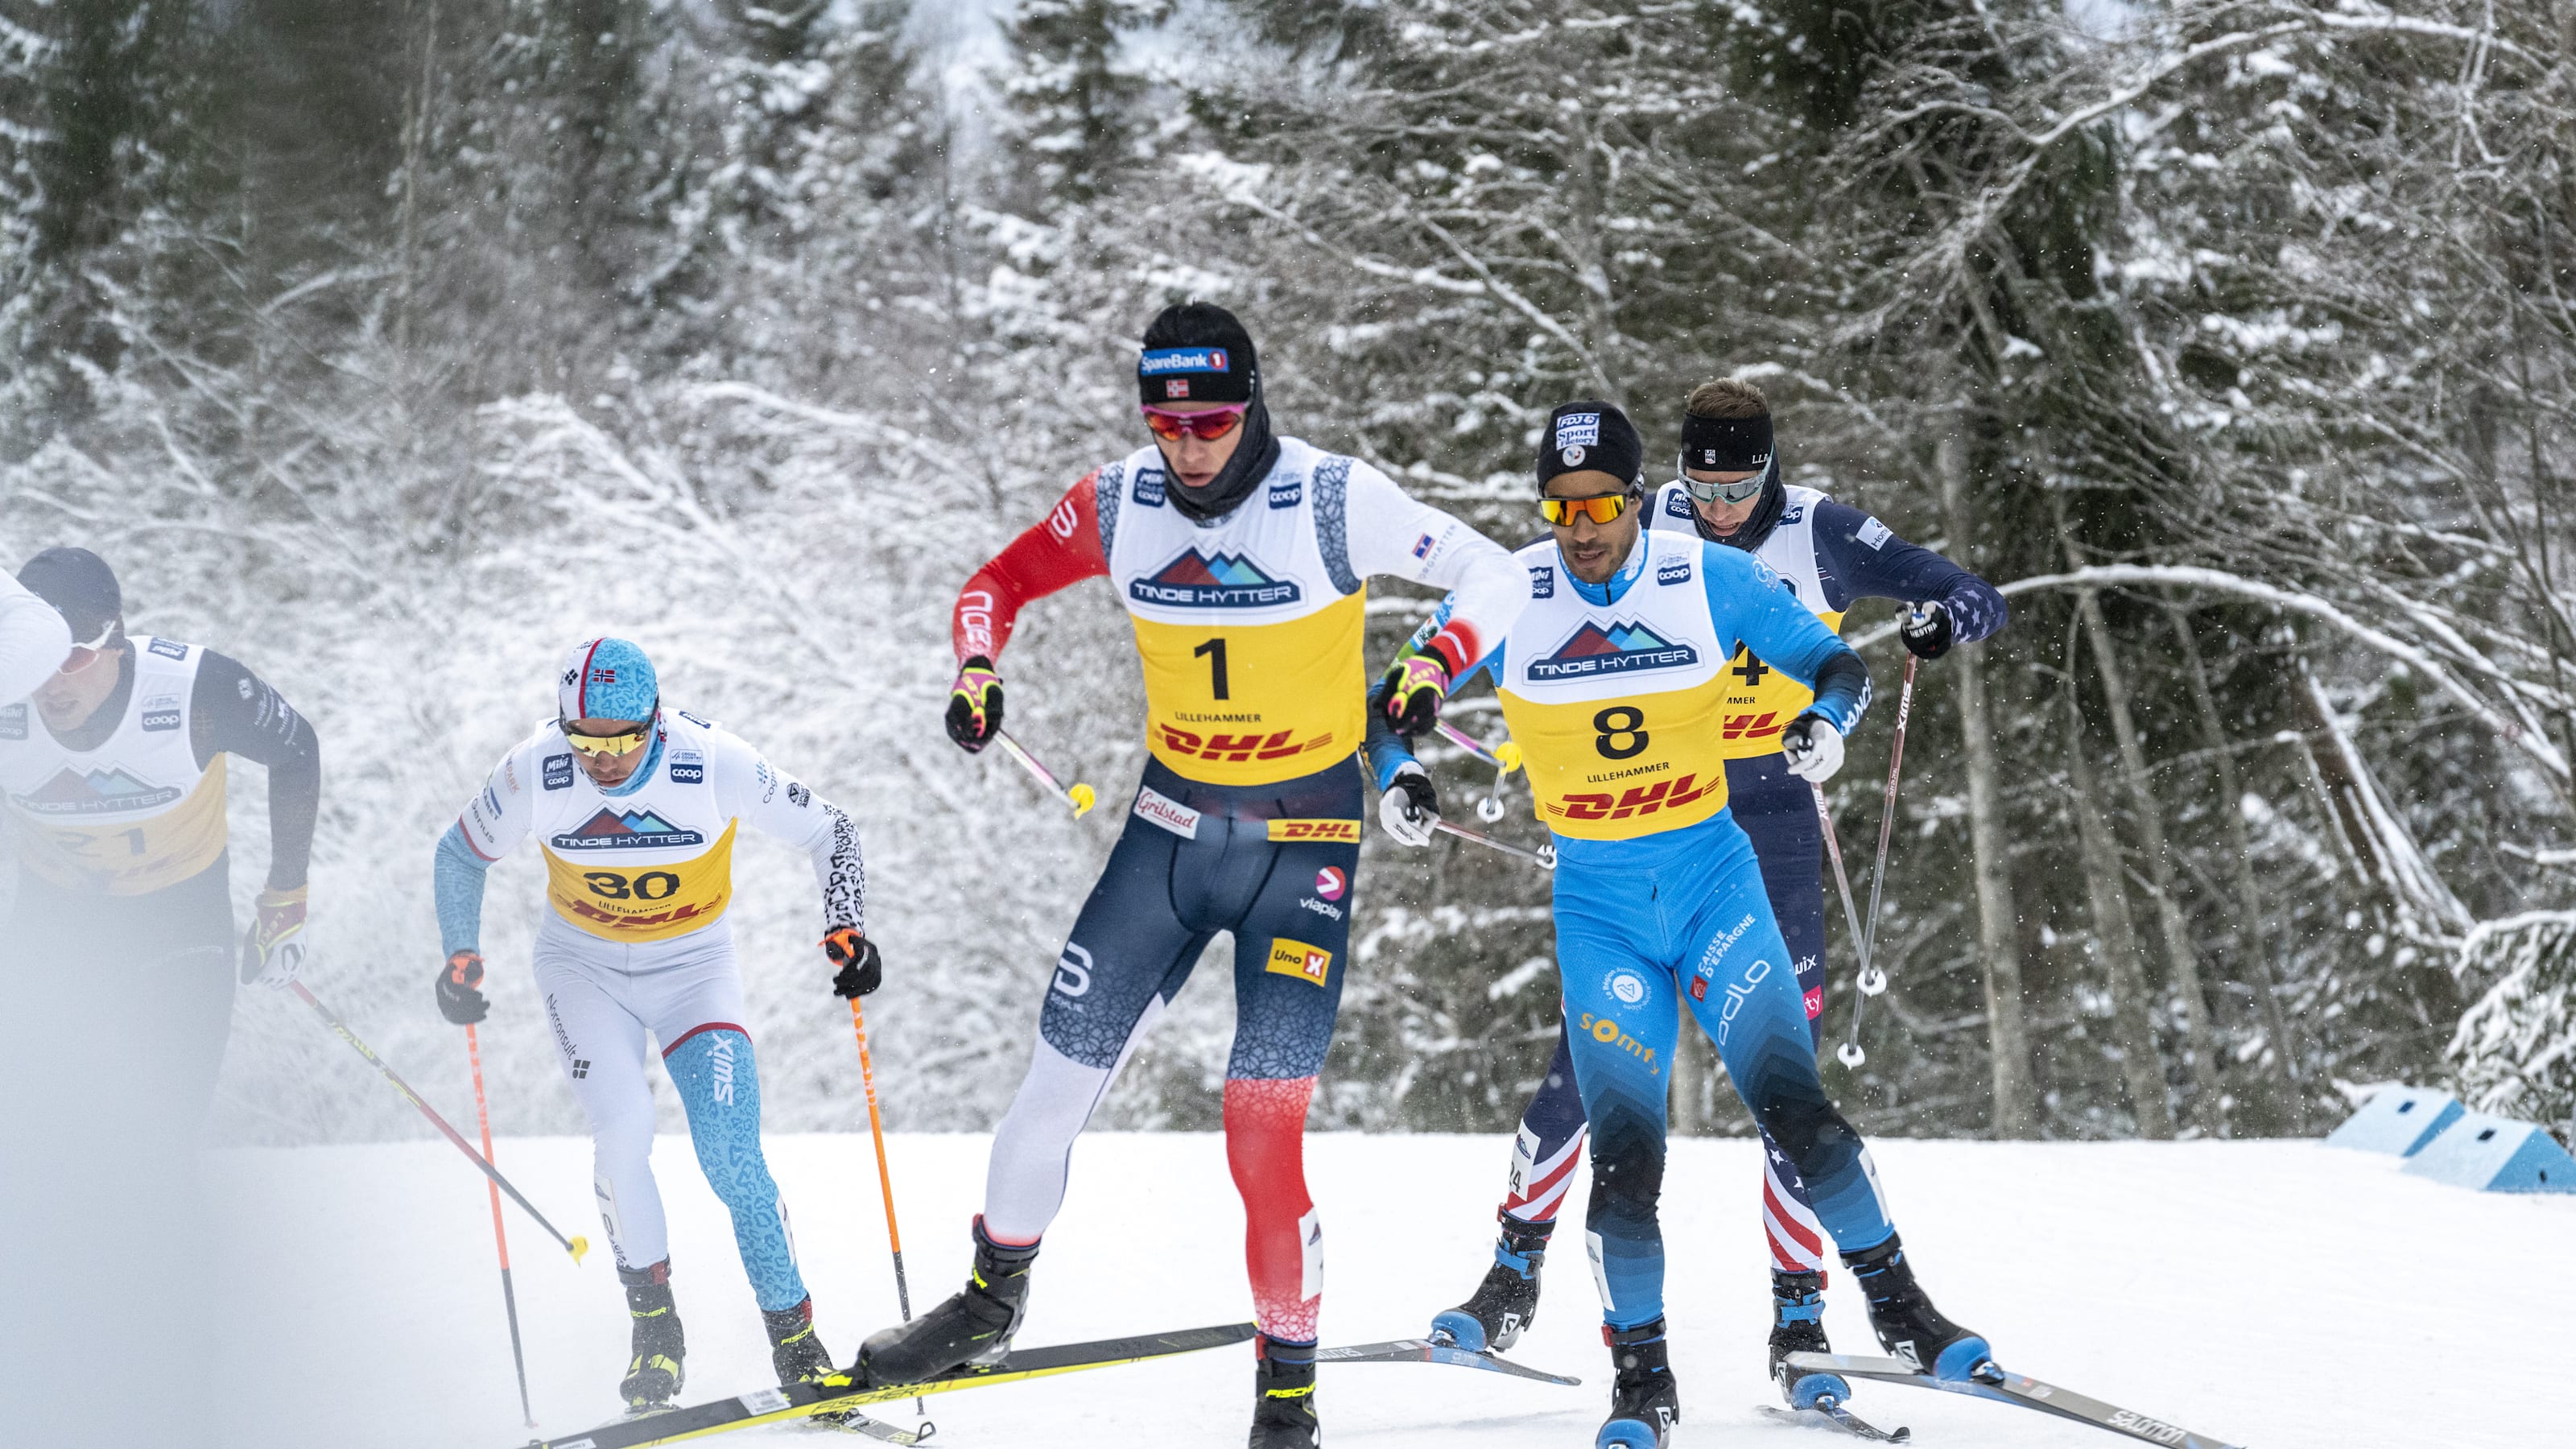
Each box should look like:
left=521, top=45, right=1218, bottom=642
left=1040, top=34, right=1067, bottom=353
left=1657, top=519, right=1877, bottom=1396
left=1067, top=782, right=1096, bottom=815
left=568, top=1234, right=592, bottom=1265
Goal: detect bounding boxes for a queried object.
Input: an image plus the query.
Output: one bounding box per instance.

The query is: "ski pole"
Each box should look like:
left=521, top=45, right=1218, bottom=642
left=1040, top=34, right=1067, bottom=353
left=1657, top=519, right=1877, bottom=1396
left=1433, top=720, right=1524, bottom=822
left=289, top=981, right=591, bottom=1262
left=466, top=1023, right=535, bottom=1426
left=1812, top=785, right=1882, bottom=1069
left=1432, top=816, right=1556, bottom=870
left=1842, top=647, right=1920, bottom=1069
left=846, top=994, right=926, bottom=1418
left=993, top=729, right=1096, bottom=816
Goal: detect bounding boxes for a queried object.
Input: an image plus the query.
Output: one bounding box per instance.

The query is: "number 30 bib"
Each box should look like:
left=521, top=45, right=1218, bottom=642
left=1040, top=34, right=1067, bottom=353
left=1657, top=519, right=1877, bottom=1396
left=1494, top=532, right=1736, bottom=842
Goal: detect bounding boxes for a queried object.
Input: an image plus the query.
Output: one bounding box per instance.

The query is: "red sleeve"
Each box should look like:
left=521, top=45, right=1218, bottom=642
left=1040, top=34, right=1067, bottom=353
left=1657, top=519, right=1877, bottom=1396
left=952, top=473, right=1112, bottom=663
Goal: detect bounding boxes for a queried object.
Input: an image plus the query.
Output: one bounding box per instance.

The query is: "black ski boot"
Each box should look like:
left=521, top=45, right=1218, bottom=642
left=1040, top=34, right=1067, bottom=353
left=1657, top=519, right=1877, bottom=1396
left=1596, top=1319, right=1680, bottom=1449
left=1768, top=1269, right=1852, bottom=1410
left=1430, top=1211, right=1552, bottom=1352
left=765, top=1296, right=835, bottom=1386
left=855, top=1217, right=1037, bottom=1386
left=1248, top=1335, right=1319, bottom=1449
left=619, top=1261, right=686, bottom=1413
left=1843, top=1235, right=1992, bottom=1382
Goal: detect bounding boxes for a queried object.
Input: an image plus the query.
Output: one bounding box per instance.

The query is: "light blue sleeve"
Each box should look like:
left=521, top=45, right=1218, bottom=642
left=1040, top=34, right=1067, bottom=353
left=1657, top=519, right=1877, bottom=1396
left=1700, top=544, right=1872, bottom=734
left=434, top=822, right=496, bottom=957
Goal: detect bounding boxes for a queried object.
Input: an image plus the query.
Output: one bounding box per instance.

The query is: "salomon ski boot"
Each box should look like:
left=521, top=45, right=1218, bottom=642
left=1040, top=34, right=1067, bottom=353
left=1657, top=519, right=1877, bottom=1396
left=619, top=1263, right=687, bottom=1413
left=1430, top=1211, right=1552, bottom=1352
left=855, top=1217, right=1037, bottom=1386
left=1843, top=1235, right=1992, bottom=1381
left=1596, top=1318, right=1679, bottom=1449
left=1769, top=1269, right=1851, bottom=1410
left=1248, top=1336, right=1320, bottom=1448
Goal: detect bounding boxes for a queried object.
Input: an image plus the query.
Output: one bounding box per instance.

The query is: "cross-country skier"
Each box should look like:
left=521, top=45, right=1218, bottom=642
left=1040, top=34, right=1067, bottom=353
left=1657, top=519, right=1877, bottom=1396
left=1400, top=402, right=1993, bottom=1449
left=1426, top=379, right=2008, bottom=1413
left=856, top=302, right=1525, bottom=1448
left=0, top=547, right=322, bottom=1131
left=430, top=638, right=874, bottom=1414
left=0, top=566, right=72, bottom=707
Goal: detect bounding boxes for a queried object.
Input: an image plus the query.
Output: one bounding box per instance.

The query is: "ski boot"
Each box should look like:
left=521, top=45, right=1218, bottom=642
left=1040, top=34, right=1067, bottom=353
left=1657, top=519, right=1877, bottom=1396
left=766, top=1296, right=836, bottom=1386
left=1843, top=1234, right=1992, bottom=1381
left=1248, top=1335, right=1320, bottom=1449
left=1430, top=1211, right=1552, bottom=1352
left=855, top=1217, right=1037, bottom=1386
left=619, top=1261, right=686, bottom=1413
left=1596, top=1319, right=1679, bottom=1449
left=1768, top=1269, right=1852, bottom=1410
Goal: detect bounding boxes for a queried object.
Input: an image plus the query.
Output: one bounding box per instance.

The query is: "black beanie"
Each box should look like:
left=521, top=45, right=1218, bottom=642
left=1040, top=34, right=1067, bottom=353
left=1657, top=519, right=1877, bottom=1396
left=1138, top=303, right=1258, bottom=405
left=18, top=546, right=122, bottom=639
left=1536, top=401, right=1643, bottom=489
left=1680, top=408, right=1774, bottom=473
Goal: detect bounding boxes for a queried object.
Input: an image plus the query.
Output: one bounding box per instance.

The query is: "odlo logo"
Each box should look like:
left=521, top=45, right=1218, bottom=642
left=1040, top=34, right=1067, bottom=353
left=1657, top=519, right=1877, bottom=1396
left=709, top=1035, right=737, bottom=1105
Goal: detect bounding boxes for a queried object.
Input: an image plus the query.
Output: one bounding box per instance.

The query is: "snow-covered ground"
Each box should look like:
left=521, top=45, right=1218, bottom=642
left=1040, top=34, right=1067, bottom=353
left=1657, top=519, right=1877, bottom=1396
left=195, top=1133, right=2569, bottom=1449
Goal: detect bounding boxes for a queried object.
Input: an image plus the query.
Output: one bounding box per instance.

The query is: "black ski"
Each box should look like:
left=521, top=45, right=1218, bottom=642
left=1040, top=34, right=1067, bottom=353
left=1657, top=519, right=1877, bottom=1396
left=527, top=1322, right=1253, bottom=1449
left=797, top=1410, right=935, bottom=1444
left=1315, top=1337, right=1582, bottom=1385
left=1784, top=1352, right=2244, bottom=1449
left=1758, top=1401, right=1911, bottom=1442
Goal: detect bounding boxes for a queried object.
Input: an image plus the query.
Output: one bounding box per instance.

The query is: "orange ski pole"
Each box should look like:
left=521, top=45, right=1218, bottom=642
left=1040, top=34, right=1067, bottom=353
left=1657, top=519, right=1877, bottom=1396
left=848, top=994, right=922, bottom=1414
left=467, top=1023, right=535, bottom=1427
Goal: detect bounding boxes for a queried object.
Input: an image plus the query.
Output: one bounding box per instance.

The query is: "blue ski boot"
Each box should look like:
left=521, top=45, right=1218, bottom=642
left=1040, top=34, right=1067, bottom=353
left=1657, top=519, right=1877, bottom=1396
left=1596, top=1319, right=1678, bottom=1449
left=1769, top=1269, right=1851, bottom=1409
left=1430, top=1212, right=1550, bottom=1352
left=1843, top=1235, right=1993, bottom=1381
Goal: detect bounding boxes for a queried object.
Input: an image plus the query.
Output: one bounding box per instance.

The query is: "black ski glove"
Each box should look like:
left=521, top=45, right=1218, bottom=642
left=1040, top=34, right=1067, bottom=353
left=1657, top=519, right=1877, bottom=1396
left=436, top=950, right=490, bottom=1026
left=1901, top=601, right=1955, bottom=660
left=823, top=927, right=882, bottom=998
left=946, top=656, right=1005, bottom=753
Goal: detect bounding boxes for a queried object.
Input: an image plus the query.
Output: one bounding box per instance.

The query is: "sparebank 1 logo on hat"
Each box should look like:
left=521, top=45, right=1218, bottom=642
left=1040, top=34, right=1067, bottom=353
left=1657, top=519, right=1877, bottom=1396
left=1556, top=411, right=1600, bottom=467
left=1140, top=346, right=1229, bottom=375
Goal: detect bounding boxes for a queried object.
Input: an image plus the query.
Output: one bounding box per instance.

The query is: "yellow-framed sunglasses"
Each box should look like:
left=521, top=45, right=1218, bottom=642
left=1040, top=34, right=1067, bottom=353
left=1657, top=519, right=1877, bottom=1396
left=559, top=718, right=654, bottom=758
left=1539, top=491, right=1637, bottom=526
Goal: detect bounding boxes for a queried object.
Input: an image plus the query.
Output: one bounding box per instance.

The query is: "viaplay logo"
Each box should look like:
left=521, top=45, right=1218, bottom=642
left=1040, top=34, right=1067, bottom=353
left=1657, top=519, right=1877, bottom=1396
left=1527, top=618, right=1700, bottom=680
left=1130, top=550, right=1302, bottom=609
left=550, top=807, right=706, bottom=852
left=1138, top=346, right=1230, bottom=375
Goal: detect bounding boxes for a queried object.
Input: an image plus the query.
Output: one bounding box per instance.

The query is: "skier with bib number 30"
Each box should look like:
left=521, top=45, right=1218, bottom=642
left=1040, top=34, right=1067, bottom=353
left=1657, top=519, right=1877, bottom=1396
left=865, top=303, right=1526, bottom=1448
left=429, top=638, right=876, bottom=1417
left=1413, top=380, right=2007, bottom=1422
left=1386, top=403, right=1995, bottom=1449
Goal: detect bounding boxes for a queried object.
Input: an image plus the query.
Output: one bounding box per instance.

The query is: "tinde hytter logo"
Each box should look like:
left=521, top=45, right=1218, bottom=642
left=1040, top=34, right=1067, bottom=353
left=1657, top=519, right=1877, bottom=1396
left=1130, top=550, right=1302, bottom=609
left=1526, top=619, right=1700, bottom=680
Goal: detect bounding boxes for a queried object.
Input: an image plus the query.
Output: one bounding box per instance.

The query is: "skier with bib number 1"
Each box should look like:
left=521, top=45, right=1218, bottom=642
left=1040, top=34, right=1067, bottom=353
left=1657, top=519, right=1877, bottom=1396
left=859, top=302, right=1526, bottom=1448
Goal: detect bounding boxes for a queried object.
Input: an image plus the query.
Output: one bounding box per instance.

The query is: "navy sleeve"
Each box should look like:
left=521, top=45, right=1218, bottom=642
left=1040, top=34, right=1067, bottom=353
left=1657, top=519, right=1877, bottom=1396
left=1810, top=501, right=2007, bottom=643
left=191, top=650, right=320, bottom=891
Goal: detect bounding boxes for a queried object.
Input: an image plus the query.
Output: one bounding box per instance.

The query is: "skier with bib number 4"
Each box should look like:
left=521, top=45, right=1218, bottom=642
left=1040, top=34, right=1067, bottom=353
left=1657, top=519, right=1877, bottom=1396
left=1410, top=380, right=2006, bottom=1420
left=869, top=303, right=1526, bottom=1448
left=1386, top=403, right=1994, bottom=1449
left=430, top=638, right=875, bottom=1417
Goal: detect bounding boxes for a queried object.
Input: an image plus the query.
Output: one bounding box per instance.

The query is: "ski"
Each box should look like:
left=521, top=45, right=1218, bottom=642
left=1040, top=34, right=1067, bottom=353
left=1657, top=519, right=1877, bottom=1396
left=1315, top=1336, right=1582, bottom=1386
left=798, top=1410, right=934, bottom=1444
left=1784, top=1352, right=2244, bottom=1449
left=1758, top=1402, right=1911, bottom=1442
left=526, top=1322, right=1254, bottom=1449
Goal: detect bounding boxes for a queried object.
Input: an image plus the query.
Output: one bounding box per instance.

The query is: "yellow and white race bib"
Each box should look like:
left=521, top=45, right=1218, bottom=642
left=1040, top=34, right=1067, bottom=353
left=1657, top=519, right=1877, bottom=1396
left=0, top=637, right=231, bottom=895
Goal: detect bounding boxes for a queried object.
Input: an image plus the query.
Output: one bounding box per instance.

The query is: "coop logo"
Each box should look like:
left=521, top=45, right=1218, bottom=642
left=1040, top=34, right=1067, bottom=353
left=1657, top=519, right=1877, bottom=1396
left=543, top=753, right=576, bottom=791
left=1656, top=558, right=1692, bottom=586
left=1269, top=477, right=1302, bottom=510
left=1526, top=619, right=1699, bottom=680
left=1139, top=345, right=1230, bottom=375
left=667, top=749, right=704, bottom=785
left=1131, top=550, right=1302, bottom=609
left=13, top=766, right=183, bottom=816
left=1529, top=564, right=1555, bottom=599
left=549, top=807, right=704, bottom=852
left=140, top=691, right=184, bottom=731
left=0, top=704, right=24, bottom=740
left=1665, top=489, right=1695, bottom=521
left=1133, top=466, right=1167, bottom=507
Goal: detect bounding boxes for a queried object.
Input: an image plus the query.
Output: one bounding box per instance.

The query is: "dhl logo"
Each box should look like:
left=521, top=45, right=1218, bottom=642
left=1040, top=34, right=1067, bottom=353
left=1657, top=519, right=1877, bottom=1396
left=1721, top=712, right=1783, bottom=741
left=1267, top=818, right=1361, bottom=843
left=559, top=896, right=722, bottom=932
left=1547, top=774, right=1719, bottom=821
left=1158, top=726, right=1335, bottom=763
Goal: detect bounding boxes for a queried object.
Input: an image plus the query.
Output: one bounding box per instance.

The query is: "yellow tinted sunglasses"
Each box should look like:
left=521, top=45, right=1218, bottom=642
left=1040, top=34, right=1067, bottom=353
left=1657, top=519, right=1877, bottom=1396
left=559, top=720, right=653, bottom=758
left=1539, top=492, right=1634, bottom=526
